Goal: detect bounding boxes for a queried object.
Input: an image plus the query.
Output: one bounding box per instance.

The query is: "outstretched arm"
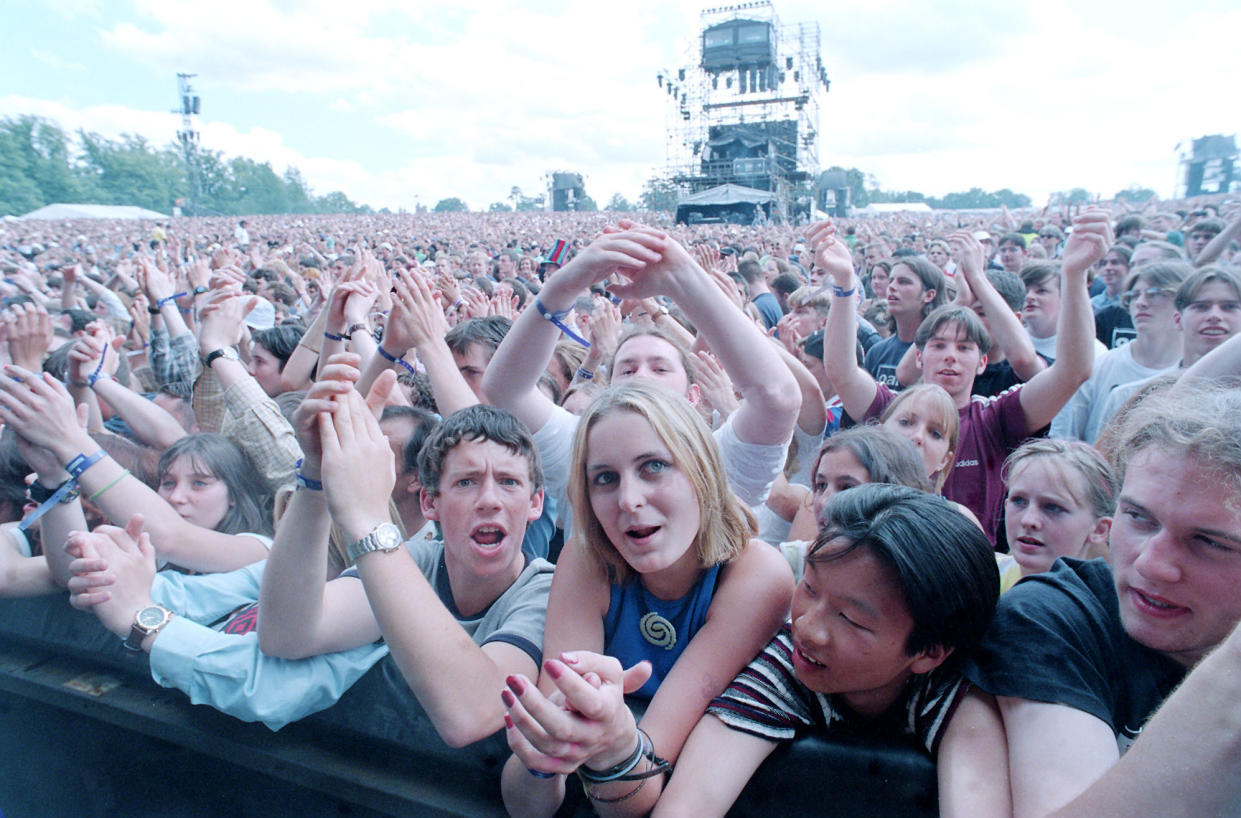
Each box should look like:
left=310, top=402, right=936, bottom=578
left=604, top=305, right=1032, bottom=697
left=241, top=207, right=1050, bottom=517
left=322, top=387, right=539, bottom=747
left=653, top=715, right=777, bottom=817
left=951, top=231, right=1044, bottom=382
left=258, top=355, right=390, bottom=659
left=482, top=230, right=666, bottom=432
left=0, top=369, right=267, bottom=573
left=810, top=221, right=879, bottom=420
left=609, top=226, right=799, bottom=447
left=1017, top=209, right=1111, bottom=432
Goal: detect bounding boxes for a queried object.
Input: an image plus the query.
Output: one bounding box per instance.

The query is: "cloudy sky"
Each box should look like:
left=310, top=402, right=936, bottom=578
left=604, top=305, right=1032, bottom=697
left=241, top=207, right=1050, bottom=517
left=3, top=0, right=1237, bottom=211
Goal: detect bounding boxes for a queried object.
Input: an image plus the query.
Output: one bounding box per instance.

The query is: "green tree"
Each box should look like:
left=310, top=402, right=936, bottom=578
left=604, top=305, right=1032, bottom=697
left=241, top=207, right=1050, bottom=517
left=434, top=197, right=468, bottom=212
left=77, top=131, right=182, bottom=213
left=489, top=201, right=513, bottom=212
left=0, top=120, right=44, bottom=214
left=639, top=176, right=679, bottom=212
left=606, top=193, right=633, bottom=212
left=1115, top=185, right=1157, bottom=203
left=576, top=195, right=598, bottom=212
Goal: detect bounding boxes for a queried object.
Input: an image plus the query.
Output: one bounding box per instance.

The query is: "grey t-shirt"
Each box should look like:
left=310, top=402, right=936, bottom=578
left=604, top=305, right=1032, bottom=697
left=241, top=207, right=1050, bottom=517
left=407, top=537, right=554, bottom=664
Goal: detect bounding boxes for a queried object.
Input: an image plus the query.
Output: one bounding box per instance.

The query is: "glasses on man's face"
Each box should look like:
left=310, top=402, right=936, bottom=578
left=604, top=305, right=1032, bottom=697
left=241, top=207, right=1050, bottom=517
left=1120, top=287, right=1177, bottom=309
left=1040, top=233, right=1058, bottom=240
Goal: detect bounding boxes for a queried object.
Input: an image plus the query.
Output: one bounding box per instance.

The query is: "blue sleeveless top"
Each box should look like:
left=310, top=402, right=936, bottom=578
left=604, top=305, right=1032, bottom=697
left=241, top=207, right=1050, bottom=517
left=602, top=564, right=721, bottom=700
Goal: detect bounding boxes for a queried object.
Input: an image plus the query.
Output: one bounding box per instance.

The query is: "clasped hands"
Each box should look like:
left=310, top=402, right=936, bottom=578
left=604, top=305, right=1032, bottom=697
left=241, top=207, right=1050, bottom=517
left=502, top=651, right=652, bottom=776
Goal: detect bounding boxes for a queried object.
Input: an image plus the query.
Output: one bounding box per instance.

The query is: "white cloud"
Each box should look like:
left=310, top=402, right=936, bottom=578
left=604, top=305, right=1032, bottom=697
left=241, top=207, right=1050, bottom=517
left=9, top=1, right=1239, bottom=212
left=30, top=48, right=86, bottom=72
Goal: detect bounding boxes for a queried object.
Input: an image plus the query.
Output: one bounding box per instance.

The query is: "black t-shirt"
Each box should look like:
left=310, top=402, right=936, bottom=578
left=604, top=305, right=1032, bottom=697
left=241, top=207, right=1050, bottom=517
left=1095, top=305, right=1136, bottom=349
left=863, top=335, right=912, bottom=391
left=964, top=559, right=1185, bottom=750
left=972, top=353, right=1052, bottom=398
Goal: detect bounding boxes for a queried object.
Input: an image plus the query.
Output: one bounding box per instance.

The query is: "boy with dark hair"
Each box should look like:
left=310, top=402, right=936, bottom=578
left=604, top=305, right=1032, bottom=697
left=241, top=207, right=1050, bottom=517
left=997, top=232, right=1027, bottom=274
left=655, top=484, right=999, bottom=816
left=444, top=315, right=512, bottom=400
left=258, top=385, right=555, bottom=747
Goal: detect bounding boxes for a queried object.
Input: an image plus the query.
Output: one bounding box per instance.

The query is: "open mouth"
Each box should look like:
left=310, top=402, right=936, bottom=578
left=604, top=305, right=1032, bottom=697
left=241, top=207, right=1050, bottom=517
left=1131, top=587, right=1188, bottom=616
left=1014, top=536, right=1043, bottom=553
left=626, top=525, right=660, bottom=542
left=470, top=525, right=506, bottom=549
left=794, top=643, right=825, bottom=668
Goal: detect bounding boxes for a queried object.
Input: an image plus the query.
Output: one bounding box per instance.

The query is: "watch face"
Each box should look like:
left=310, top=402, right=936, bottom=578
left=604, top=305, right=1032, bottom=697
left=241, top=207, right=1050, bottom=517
left=136, top=606, right=167, bottom=628
left=376, top=523, right=403, bottom=550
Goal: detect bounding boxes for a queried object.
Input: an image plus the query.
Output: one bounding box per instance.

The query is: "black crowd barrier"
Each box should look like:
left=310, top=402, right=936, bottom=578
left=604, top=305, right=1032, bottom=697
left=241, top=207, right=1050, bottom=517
left=0, top=594, right=937, bottom=816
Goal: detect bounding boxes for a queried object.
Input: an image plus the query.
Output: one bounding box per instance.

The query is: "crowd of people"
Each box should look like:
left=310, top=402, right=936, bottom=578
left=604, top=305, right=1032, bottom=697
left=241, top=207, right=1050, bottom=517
left=1, top=195, right=1240, bottom=816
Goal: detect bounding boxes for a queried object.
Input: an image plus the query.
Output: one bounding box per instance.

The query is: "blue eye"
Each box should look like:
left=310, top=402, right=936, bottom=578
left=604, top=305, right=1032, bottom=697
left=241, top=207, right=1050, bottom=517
left=642, top=459, right=668, bottom=476
left=591, top=471, right=618, bottom=487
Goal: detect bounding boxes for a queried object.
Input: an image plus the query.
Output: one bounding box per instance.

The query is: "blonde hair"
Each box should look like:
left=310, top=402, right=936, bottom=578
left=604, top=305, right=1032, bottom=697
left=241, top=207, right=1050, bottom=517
left=878, top=384, right=960, bottom=491
left=568, top=381, right=755, bottom=583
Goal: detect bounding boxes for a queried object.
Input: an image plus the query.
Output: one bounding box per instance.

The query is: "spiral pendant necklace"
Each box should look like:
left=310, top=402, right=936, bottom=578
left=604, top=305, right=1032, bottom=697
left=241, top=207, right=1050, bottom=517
left=639, top=589, right=677, bottom=651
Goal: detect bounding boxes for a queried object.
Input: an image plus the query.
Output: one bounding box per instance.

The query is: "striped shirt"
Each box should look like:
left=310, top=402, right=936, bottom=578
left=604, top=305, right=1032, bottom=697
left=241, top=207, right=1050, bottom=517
left=707, top=624, right=967, bottom=755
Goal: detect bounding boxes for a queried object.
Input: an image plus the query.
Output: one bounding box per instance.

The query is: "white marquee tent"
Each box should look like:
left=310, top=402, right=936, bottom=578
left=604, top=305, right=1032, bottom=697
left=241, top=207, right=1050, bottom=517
left=19, top=203, right=169, bottom=220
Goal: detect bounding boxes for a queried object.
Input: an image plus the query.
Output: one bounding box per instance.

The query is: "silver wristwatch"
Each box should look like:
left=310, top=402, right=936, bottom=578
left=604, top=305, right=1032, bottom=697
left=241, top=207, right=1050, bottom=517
left=346, top=522, right=404, bottom=565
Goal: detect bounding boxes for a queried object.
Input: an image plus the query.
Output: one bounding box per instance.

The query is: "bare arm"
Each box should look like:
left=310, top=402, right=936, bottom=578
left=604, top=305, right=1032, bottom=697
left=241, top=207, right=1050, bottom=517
left=612, top=238, right=799, bottom=446
left=652, top=715, right=777, bottom=817
left=951, top=231, right=1044, bottom=382
left=999, top=698, right=1118, bottom=818
left=938, top=689, right=1012, bottom=818
left=482, top=230, right=667, bottom=433
left=1053, top=621, right=1241, bottom=817
left=811, top=221, right=879, bottom=420
left=0, top=371, right=267, bottom=573
left=1193, top=211, right=1241, bottom=268
left=1018, top=210, right=1110, bottom=432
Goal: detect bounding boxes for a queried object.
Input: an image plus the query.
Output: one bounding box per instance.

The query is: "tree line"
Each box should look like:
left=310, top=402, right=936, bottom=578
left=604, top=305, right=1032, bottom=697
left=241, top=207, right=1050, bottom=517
left=0, top=115, right=372, bottom=218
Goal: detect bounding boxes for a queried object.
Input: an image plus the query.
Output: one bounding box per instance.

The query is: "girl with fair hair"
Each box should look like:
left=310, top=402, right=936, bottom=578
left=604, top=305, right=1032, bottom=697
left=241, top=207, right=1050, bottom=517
left=500, top=380, right=793, bottom=816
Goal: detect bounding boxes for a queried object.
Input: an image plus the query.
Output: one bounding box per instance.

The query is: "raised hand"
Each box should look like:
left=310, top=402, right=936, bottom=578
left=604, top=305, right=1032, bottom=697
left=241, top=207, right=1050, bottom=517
left=0, top=367, right=90, bottom=455
left=197, top=288, right=256, bottom=354
left=1061, top=208, right=1114, bottom=276
left=695, top=350, right=740, bottom=418
left=4, top=302, right=54, bottom=370
left=318, top=387, right=396, bottom=538
left=386, top=270, right=448, bottom=355
left=806, top=221, right=853, bottom=286
left=503, top=652, right=651, bottom=775
left=67, top=324, right=121, bottom=385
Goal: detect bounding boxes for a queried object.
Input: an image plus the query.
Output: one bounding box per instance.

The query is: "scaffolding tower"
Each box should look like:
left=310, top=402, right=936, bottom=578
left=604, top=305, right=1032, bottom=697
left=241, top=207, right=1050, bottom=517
left=658, top=2, right=829, bottom=222
left=174, top=73, right=202, bottom=217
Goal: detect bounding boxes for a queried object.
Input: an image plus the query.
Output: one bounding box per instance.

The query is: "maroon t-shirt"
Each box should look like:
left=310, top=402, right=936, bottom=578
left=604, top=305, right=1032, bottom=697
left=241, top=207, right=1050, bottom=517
left=866, top=384, right=1029, bottom=546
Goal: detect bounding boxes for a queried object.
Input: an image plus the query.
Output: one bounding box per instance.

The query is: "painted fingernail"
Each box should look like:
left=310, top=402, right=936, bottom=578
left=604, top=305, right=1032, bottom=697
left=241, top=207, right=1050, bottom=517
left=560, top=652, right=579, bottom=665
left=544, top=659, right=563, bottom=680
left=506, top=675, right=525, bottom=695
left=501, top=689, right=515, bottom=708
left=504, top=714, right=514, bottom=729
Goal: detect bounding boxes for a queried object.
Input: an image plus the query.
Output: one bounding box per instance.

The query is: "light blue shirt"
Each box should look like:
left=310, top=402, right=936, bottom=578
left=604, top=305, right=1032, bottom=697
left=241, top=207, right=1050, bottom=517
left=149, top=561, right=388, bottom=731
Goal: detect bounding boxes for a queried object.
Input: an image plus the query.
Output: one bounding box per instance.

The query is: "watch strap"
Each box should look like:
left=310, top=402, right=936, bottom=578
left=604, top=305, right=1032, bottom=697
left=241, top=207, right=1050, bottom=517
left=123, top=605, right=173, bottom=652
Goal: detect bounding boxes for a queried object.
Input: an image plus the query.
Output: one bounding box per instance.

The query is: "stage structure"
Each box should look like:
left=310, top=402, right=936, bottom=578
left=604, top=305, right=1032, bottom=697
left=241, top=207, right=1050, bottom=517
left=544, top=171, right=588, bottom=212
left=658, top=2, right=830, bottom=224
left=1179, top=134, right=1237, bottom=197
left=173, top=73, right=202, bottom=217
